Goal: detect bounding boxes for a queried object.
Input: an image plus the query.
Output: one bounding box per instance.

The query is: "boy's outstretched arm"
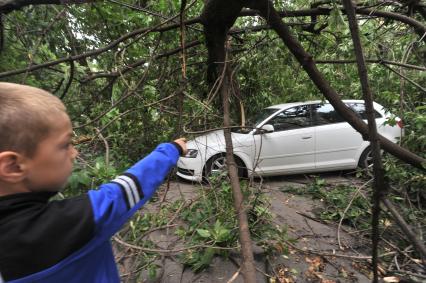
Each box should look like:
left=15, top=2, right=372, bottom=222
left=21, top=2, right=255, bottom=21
left=88, top=139, right=187, bottom=239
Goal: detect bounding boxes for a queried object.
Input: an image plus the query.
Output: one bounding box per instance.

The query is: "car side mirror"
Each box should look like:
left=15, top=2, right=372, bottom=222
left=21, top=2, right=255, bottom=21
left=257, top=124, right=274, bottom=134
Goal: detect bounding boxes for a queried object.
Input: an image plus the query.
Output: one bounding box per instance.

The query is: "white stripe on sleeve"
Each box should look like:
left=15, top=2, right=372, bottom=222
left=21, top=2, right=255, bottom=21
left=117, top=175, right=141, bottom=203
left=112, top=178, right=136, bottom=208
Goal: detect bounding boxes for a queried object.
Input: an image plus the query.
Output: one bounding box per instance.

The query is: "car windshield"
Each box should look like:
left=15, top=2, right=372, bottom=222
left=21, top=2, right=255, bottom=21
left=232, top=108, right=279, bottom=134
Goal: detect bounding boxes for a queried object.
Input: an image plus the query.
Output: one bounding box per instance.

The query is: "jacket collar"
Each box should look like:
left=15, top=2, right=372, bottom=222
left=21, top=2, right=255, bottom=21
left=0, top=191, right=57, bottom=205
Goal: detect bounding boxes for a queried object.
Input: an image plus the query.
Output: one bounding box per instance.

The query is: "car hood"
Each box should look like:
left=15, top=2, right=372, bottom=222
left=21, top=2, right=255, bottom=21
left=187, top=130, right=249, bottom=151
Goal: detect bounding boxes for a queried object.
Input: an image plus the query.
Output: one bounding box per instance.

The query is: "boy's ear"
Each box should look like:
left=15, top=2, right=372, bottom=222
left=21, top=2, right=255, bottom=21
left=0, top=151, right=27, bottom=183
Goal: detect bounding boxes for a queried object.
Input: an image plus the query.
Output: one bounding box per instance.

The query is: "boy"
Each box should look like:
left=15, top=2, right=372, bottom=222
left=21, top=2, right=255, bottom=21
left=0, top=82, right=187, bottom=282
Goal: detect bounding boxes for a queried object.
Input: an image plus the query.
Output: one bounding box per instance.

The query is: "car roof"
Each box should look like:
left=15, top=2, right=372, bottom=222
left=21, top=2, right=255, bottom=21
left=266, top=99, right=369, bottom=110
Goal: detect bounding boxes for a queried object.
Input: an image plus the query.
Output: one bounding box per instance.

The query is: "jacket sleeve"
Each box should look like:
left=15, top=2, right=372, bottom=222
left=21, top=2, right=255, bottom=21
left=87, top=143, right=180, bottom=238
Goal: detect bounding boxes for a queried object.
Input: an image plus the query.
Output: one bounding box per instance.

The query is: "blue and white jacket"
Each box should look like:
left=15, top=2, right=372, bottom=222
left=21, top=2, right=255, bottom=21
left=0, top=143, right=182, bottom=282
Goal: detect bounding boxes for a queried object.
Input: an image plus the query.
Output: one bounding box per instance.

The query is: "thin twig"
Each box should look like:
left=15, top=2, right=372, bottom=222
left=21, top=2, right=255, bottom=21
left=94, top=128, right=109, bottom=168
left=74, top=61, right=153, bottom=129
left=90, top=92, right=179, bottom=137
left=113, top=236, right=239, bottom=253
left=286, top=240, right=396, bottom=260
left=183, top=125, right=255, bottom=135
left=394, top=270, right=426, bottom=280
left=337, top=178, right=373, bottom=249
left=0, top=11, right=194, bottom=79
left=60, top=59, right=74, bottom=100
left=381, top=63, right=426, bottom=93
left=226, top=268, right=241, bottom=283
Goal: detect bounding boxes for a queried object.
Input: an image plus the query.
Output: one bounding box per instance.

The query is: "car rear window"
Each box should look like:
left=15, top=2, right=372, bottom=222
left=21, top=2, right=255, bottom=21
left=347, top=103, right=382, bottom=119
left=313, top=102, right=383, bottom=125
left=313, top=103, right=345, bottom=124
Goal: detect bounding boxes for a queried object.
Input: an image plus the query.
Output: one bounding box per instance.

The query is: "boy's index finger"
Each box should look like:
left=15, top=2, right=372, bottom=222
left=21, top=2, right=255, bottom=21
left=172, top=138, right=188, bottom=156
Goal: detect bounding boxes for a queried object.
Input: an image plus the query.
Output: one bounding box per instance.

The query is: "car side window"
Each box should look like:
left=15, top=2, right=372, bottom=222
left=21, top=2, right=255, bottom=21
left=312, top=103, right=345, bottom=125
left=267, top=105, right=311, bottom=131
left=347, top=103, right=382, bottom=119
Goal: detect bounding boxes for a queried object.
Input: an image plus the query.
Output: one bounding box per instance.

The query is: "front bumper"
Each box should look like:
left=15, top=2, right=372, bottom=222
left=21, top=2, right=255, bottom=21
left=176, top=156, right=204, bottom=182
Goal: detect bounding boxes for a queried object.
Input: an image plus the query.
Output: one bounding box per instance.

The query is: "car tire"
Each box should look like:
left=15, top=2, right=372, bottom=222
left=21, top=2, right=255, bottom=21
left=203, top=153, right=246, bottom=181
left=358, top=146, right=373, bottom=174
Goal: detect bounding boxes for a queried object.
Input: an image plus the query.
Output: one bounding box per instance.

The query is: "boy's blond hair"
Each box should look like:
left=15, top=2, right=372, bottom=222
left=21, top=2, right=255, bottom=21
left=0, top=82, right=67, bottom=157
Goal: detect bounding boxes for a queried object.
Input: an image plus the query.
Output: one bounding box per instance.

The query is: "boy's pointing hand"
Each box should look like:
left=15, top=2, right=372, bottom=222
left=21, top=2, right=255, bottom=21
left=173, top=138, right=188, bottom=156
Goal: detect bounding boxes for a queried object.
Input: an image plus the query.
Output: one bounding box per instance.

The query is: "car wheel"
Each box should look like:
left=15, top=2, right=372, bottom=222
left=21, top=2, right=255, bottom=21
left=204, top=154, right=246, bottom=181
left=358, top=146, right=373, bottom=174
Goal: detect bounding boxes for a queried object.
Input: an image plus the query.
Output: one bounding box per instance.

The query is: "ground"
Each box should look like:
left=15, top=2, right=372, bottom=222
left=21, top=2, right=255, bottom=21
left=115, top=172, right=376, bottom=283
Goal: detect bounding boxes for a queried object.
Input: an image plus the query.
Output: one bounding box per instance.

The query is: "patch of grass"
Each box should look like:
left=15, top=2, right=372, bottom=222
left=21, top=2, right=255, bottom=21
left=176, top=178, right=291, bottom=272
left=281, top=177, right=371, bottom=230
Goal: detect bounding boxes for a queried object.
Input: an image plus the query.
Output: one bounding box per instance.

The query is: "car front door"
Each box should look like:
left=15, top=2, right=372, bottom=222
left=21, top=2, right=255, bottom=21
left=254, top=105, right=315, bottom=175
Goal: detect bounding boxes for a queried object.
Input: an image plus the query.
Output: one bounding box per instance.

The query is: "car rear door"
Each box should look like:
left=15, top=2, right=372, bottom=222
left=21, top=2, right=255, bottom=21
left=312, top=103, right=363, bottom=170
left=347, top=102, right=396, bottom=140
left=254, top=105, right=315, bottom=174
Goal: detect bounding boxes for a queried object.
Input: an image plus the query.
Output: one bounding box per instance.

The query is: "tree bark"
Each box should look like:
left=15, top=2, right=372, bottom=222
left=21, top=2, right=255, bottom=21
left=248, top=0, right=426, bottom=171
left=221, top=61, right=257, bottom=283
left=0, top=0, right=92, bottom=13
left=201, top=1, right=257, bottom=281
left=200, top=0, right=245, bottom=86
left=342, top=1, right=386, bottom=281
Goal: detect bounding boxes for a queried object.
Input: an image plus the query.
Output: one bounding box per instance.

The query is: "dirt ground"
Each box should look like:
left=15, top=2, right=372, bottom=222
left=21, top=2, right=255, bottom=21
left=116, top=173, right=375, bottom=283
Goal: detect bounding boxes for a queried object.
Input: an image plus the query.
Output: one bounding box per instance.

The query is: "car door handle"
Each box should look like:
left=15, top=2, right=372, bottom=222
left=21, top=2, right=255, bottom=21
left=302, top=136, right=312, bottom=139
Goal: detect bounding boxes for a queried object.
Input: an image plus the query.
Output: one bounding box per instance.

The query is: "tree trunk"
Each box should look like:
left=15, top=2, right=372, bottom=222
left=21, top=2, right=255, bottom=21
left=381, top=197, right=426, bottom=262
left=342, top=1, right=386, bottom=281
left=201, top=1, right=257, bottom=281
left=221, top=60, right=257, bottom=283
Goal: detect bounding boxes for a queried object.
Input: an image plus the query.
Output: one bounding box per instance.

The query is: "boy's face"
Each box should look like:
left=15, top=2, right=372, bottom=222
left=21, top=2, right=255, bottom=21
left=24, top=113, right=78, bottom=192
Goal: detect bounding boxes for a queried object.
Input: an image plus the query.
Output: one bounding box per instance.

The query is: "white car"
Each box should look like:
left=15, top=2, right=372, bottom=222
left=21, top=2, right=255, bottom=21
left=177, top=100, right=403, bottom=182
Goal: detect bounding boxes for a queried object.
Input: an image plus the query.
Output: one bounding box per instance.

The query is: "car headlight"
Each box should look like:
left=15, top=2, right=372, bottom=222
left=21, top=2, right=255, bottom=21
left=184, top=149, right=198, bottom=158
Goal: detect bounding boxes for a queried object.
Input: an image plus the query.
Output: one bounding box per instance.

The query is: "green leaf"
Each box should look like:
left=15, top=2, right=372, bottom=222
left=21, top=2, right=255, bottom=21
left=215, top=228, right=231, bottom=242
left=148, top=265, right=157, bottom=279
left=328, top=4, right=346, bottom=32
left=196, top=229, right=211, bottom=238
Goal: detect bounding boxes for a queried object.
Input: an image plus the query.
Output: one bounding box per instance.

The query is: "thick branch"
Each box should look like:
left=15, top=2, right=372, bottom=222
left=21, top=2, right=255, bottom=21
left=201, top=1, right=257, bottom=281
left=241, top=7, right=426, bottom=41
left=200, top=0, right=245, bottom=85
left=382, top=197, right=426, bottom=261
left=0, top=15, right=200, bottom=79
left=221, top=64, right=257, bottom=283
left=315, top=59, right=426, bottom=71
left=2, top=0, right=424, bottom=38
left=353, top=7, right=426, bottom=40
left=0, top=0, right=92, bottom=13
left=1, top=4, right=425, bottom=78
left=249, top=0, right=426, bottom=170
left=343, top=0, right=387, bottom=281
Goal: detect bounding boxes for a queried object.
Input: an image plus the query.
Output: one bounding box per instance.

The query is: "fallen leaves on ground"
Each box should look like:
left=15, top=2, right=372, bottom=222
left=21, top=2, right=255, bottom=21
left=270, top=263, right=297, bottom=283
left=304, top=256, right=336, bottom=283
